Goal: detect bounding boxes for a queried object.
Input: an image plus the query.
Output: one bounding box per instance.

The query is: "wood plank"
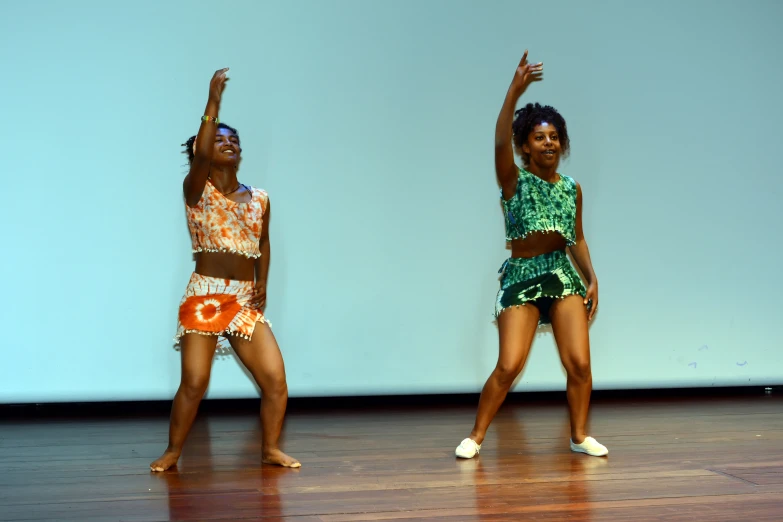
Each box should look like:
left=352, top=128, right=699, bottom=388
left=0, top=396, right=781, bottom=521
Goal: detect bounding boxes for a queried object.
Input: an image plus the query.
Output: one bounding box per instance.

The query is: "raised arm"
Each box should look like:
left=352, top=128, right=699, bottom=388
left=496, top=51, right=542, bottom=199
left=183, top=68, right=229, bottom=207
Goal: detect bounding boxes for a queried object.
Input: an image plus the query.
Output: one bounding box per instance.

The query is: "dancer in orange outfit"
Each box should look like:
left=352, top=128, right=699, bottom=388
left=151, top=68, right=299, bottom=471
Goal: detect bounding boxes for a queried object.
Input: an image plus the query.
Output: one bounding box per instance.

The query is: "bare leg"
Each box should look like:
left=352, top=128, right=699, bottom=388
left=229, top=322, right=300, bottom=468
left=550, top=295, right=592, bottom=443
left=150, top=334, right=217, bottom=471
left=468, top=305, right=540, bottom=445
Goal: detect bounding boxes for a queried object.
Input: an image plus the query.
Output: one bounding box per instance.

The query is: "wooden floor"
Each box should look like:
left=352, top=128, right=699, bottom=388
left=1, top=395, right=782, bottom=521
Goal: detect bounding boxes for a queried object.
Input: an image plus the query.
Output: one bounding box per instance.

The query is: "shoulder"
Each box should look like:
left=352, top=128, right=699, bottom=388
left=249, top=186, right=270, bottom=211
left=248, top=185, right=268, bottom=199
left=561, top=174, right=580, bottom=193
left=559, top=172, right=577, bottom=185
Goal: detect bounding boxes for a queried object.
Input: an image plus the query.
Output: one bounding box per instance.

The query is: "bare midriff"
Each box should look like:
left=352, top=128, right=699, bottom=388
left=509, top=231, right=568, bottom=259
left=194, top=251, right=255, bottom=281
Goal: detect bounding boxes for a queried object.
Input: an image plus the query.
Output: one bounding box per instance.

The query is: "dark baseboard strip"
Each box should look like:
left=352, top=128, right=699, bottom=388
left=1, top=385, right=780, bottom=419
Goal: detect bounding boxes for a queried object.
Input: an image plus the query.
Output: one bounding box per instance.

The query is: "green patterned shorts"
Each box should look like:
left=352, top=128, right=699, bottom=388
left=495, top=250, right=589, bottom=324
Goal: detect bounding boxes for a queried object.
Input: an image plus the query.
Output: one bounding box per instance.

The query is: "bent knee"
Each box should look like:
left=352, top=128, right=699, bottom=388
left=260, top=373, right=288, bottom=396
left=494, top=362, right=523, bottom=386
left=566, top=360, right=592, bottom=382
left=180, top=374, right=210, bottom=399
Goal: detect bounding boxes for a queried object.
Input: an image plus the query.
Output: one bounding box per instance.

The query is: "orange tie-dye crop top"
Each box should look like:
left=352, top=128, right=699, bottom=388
left=185, top=179, right=268, bottom=259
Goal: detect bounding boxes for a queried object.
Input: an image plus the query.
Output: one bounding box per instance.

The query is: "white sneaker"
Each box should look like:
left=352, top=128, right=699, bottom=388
left=455, top=438, right=481, bottom=458
left=570, top=436, right=608, bottom=456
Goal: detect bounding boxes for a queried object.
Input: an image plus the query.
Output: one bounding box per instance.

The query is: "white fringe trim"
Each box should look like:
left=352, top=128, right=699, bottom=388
left=193, top=247, right=261, bottom=259
left=172, top=317, right=272, bottom=351
left=506, top=228, right=575, bottom=246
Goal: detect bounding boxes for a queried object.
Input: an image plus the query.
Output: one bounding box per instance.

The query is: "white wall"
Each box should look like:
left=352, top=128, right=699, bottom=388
left=1, top=0, right=781, bottom=403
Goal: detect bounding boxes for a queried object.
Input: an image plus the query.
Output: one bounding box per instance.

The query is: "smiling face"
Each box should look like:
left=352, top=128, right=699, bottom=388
left=511, top=103, right=571, bottom=169
left=211, top=127, right=241, bottom=168
left=521, top=122, right=561, bottom=169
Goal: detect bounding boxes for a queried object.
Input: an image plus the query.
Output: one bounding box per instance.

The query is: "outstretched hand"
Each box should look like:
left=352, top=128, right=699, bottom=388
left=511, top=50, right=543, bottom=93
left=209, top=68, right=230, bottom=103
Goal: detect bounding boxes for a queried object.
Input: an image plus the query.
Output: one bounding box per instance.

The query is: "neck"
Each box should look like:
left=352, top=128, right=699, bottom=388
left=526, top=162, right=559, bottom=182
left=209, top=166, right=239, bottom=191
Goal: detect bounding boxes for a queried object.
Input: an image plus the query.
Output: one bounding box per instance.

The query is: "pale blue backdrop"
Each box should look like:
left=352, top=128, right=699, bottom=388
left=1, top=0, right=781, bottom=402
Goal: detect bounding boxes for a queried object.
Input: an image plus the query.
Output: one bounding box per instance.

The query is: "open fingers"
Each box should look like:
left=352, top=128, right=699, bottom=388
left=211, top=68, right=230, bottom=87
left=518, top=50, right=528, bottom=68
left=521, top=63, right=543, bottom=83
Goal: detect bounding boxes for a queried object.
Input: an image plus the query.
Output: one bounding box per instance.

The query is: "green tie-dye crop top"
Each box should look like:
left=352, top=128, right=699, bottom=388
left=502, top=168, right=578, bottom=246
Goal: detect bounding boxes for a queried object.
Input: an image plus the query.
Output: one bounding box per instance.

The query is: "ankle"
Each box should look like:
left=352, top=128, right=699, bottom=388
left=469, top=432, right=485, bottom=445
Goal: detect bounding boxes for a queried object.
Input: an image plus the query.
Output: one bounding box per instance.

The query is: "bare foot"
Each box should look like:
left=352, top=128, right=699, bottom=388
left=262, top=448, right=301, bottom=468
left=150, top=450, right=180, bottom=472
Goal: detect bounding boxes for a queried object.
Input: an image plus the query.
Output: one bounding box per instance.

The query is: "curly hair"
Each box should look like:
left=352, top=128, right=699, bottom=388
left=512, top=103, right=570, bottom=167
left=182, top=123, right=240, bottom=164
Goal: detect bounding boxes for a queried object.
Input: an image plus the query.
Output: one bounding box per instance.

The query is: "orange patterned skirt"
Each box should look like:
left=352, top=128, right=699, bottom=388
left=174, top=272, right=270, bottom=353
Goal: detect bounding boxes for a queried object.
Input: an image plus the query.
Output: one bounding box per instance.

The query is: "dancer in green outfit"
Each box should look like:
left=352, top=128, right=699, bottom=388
left=456, top=51, right=608, bottom=459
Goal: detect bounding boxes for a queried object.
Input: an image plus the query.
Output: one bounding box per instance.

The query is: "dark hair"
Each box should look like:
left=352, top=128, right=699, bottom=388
left=512, top=103, right=570, bottom=166
left=182, top=123, right=240, bottom=164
